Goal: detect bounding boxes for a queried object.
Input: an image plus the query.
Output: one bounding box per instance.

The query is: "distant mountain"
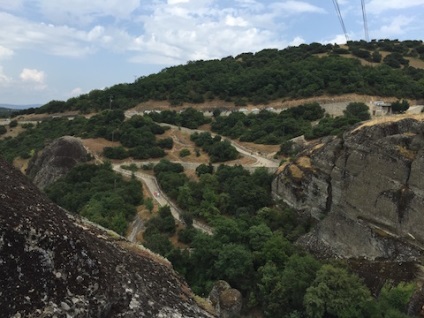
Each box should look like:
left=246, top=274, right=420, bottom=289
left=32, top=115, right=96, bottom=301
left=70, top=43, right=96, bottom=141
left=0, top=103, right=41, bottom=110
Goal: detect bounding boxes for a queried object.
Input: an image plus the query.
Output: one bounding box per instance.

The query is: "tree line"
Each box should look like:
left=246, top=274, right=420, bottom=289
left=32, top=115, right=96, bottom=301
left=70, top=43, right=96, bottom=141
left=12, top=39, right=424, bottom=115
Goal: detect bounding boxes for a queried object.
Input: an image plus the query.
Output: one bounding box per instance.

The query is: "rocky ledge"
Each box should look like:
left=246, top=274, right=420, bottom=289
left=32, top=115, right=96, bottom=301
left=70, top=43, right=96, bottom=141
left=0, top=157, right=214, bottom=317
left=272, top=117, right=424, bottom=261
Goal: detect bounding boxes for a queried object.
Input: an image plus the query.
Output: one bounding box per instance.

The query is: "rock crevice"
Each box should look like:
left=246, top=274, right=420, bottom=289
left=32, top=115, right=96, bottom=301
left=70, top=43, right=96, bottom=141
left=272, top=118, right=424, bottom=260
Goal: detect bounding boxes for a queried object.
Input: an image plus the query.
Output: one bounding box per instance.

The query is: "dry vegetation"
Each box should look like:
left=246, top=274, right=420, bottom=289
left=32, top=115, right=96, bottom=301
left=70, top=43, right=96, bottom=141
left=354, top=113, right=424, bottom=132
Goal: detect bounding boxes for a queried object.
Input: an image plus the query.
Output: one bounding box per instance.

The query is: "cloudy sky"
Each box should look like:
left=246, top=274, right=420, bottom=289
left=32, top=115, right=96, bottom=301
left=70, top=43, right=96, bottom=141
left=1, top=0, right=424, bottom=105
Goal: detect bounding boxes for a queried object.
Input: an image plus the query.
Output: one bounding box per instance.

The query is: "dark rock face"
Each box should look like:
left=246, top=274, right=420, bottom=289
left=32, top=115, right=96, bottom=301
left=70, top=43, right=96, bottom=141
left=272, top=118, right=424, bottom=260
left=208, top=281, right=242, bottom=318
left=26, top=136, right=90, bottom=189
left=0, top=158, right=214, bottom=317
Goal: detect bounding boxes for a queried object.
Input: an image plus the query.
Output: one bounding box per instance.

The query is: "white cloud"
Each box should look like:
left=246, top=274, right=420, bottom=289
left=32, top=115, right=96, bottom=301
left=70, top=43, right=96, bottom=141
left=70, top=87, right=84, bottom=97
left=168, top=0, right=190, bottom=4
left=20, top=68, right=45, bottom=83
left=0, top=66, right=12, bottom=86
left=289, top=36, right=305, bottom=46
left=38, top=0, right=141, bottom=26
left=368, top=0, right=424, bottom=14
left=272, top=1, right=326, bottom=14
left=0, top=46, right=13, bottom=59
left=225, top=15, right=248, bottom=27
left=377, top=15, right=414, bottom=37
left=324, top=34, right=349, bottom=45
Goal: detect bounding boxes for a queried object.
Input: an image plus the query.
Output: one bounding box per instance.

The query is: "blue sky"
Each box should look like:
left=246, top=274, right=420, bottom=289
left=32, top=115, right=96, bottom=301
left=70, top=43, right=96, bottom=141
left=1, top=0, right=424, bottom=105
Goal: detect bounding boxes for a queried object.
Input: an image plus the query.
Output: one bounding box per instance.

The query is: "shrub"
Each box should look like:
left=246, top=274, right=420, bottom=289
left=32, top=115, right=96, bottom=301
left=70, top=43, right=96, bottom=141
left=179, top=148, right=191, bottom=157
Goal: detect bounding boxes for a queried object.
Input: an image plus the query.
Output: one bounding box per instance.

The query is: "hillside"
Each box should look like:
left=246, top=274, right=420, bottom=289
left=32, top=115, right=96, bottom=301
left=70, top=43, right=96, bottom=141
left=13, top=39, right=424, bottom=116
left=2, top=39, right=424, bottom=317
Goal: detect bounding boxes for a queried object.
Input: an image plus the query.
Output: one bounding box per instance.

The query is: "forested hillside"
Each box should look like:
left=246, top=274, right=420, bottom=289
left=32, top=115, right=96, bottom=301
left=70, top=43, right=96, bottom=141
left=15, top=39, right=424, bottom=115
left=3, top=39, right=424, bottom=317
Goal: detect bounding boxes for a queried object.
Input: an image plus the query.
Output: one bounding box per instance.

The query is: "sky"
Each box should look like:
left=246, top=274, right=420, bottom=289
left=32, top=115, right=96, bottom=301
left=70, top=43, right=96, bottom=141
left=1, top=0, right=424, bottom=106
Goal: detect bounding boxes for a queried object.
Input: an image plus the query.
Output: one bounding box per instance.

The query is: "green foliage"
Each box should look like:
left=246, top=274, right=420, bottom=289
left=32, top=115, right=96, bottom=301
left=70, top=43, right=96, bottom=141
left=121, top=163, right=138, bottom=172
left=304, top=265, right=371, bottom=318
left=157, top=137, right=174, bottom=149
left=45, top=163, right=142, bottom=235
left=214, top=243, right=253, bottom=288
left=195, top=163, right=214, bottom=176
left=145, top=205, right=176, bottom=235
left=103, top=146, right=129, bottom=159
left=179, top=148, right=191, bottom=157
left=258, top=254, right=321, bottom=317
left=190, top=132, right=238, bottom=162
left=369, top=282, right=415, bottom=317
left=391, top=100, right=410, bottom=113
left=18, top=40, right=424, bottom=115
left=149, top=107, right=210, bottom=129
left=211, top=104, right=324, bottom=145
left=344, top=102, right=371, bottom=121
left=0, top=125, right=6, bottom=135
left=9, top=120, right=18, bottom=128
left=383, top=53, right=409, bottom=68
left=306, top=114, right=361, bottom=139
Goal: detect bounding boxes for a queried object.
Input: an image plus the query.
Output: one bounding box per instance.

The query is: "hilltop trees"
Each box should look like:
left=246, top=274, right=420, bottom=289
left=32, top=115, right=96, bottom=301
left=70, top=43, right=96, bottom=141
left=20, top=40, right=424, bottom=115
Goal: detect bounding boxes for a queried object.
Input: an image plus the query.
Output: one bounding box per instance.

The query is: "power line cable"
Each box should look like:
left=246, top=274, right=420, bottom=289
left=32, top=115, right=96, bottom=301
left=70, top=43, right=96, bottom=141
left=361, top=0, right=369, bottom=42
left=332, top=0, right=349, bottom=42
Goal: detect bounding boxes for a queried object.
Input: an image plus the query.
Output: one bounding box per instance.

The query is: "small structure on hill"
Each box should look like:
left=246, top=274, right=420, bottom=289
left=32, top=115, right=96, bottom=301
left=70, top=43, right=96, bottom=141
left=371, top=101, right=392, bottom=116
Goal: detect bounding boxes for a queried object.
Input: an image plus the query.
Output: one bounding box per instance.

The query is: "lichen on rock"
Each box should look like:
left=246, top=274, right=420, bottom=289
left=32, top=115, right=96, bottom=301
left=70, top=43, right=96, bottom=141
left=0, top=157, right=214, bottom=317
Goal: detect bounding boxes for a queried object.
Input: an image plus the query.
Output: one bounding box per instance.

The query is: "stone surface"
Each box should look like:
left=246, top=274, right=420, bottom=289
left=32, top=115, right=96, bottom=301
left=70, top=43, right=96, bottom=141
left=26, top=136, right=90, bottom=189
left=208, top=281, right=242, bottom=318
left=272, top=118, right=424, bottom=260
left=0, top=157, right=215, bottom=317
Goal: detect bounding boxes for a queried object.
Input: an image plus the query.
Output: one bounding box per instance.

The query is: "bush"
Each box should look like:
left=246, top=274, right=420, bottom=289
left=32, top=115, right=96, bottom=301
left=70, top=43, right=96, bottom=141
left=179, top=148, right=191, bottom=157
left=9, top=120, right=18, bottom=128
left=0, top=125, right=6, bottom=135
left=391, top=100, right=409, bottom=114
left=103, top=146, right=129, bottom=160
left=344, top=102, right=371, bottom=121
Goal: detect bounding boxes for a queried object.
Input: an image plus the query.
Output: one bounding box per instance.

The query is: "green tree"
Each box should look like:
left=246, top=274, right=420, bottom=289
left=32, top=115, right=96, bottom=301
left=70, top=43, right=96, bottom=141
left=145, top=197, right=154, bottom=213
left=9, top=120, right=18, bottom=128
left=304, top=264, right=371, bottom=318
left=391, top=99, right=409, bottom=113
left=179, top=148, right=191, bottom=157
left=195, top=163, right=214, bottom=177
left=344, top=102, right=371, bottom=121
left=0, top=125, right=6, bottom=135
left=214, top=243, right=253, bottom=289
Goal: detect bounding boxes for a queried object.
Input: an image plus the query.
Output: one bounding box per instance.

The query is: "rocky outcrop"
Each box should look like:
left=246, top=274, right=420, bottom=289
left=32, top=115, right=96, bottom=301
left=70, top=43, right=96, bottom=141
left=26, top=136, right=90, bottom=189
left=208, top=281, right=242, bottom=318
left=0, top=157, right=215, bottom=317
left=272, top=118, right=424, bottom=260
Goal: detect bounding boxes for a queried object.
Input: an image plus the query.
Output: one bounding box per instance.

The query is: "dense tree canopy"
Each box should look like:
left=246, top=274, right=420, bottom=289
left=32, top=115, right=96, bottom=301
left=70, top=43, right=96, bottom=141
left=13, top=39, right=424, bottom=115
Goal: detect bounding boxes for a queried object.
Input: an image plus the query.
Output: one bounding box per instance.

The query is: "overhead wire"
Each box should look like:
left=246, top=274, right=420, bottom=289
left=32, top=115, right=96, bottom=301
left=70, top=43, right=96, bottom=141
left=332, top=0, right=349, bottom=42
left=361, top=0, right=369, bottom=42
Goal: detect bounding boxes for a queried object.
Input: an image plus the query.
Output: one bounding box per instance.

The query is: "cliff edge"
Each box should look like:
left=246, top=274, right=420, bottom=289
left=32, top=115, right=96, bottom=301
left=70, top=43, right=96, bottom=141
left=0, top=157, right=214, bottom=317
left=272, top=117, right=424, bottom=261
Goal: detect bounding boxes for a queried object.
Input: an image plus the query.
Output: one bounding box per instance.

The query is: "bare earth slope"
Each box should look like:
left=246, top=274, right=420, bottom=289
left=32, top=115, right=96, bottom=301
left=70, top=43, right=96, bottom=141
left=0, top=157, right=214, bottom=317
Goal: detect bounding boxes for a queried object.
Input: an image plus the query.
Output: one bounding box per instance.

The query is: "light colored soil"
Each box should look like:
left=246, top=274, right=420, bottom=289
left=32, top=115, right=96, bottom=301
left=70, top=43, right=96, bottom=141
left=0, top=124, right=26, bottom=140
left=354, top=113, right=424, bottom=132
left=81, top=138, right=121, bottom=158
